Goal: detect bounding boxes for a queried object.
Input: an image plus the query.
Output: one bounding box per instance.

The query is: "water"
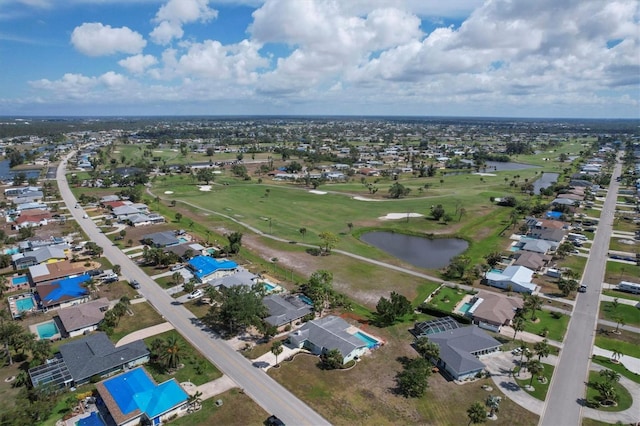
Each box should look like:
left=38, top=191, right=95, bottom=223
left=459, top=302, right=474, bottom=314
left=36, top=321, right=59, bottom=339
left=353, top=331, right=379, bottom=348
left=0, top=160, right=41, bottom=181
left=16, top=297, right=35, bottom=311
left=533, top=172, right=559, bottom=194
left=11, top=276, right=29, bottom=286
left=360, top=232, right=468, bottom=269
left=298, top=295, right=314, bottom=306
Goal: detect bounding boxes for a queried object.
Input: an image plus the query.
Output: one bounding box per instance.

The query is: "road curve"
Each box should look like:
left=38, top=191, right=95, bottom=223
left=58, top=155, right=330, bottom=426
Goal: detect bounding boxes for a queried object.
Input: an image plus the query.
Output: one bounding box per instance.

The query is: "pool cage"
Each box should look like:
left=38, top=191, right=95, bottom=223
left=412, top=316, right=461, bottom=338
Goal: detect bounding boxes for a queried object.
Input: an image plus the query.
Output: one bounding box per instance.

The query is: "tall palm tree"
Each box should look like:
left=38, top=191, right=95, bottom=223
left=610, top=349, right=623, bottom=363
left=187, top=390, right=203, bottom=412
left=613, top=316, right=625, bottom=334
left=524, top=295, right=543, bottom=321
left=485, top=395, right=500, bottom=418
left=160, top=336, right=184, bottom=370
left=527, top=360, right=544, bottom=388
left=271, top=340, right=284, bottom=366
left=512, top=315, right=525, bottom=340
left=599, top=369, right=620, bottom=385
left=595, top=381, right=618, bottom=405
left=533, top=339, right=550, bottom=361
left=467, top=401, right=486, bottom=425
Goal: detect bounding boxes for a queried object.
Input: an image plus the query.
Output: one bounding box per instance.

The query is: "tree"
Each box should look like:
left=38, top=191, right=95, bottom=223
left=159, top=336, right=184, bottom=370
left=172, top=272, right=184, bottom=286
left=523, top=294, right=543, bottom=321
left=430, top=204, right=445, bottom=221
left=320, top=348, right=344, bottom=370
left=558, top=278, right=579, bottom=296
left=196, top=168, right=216, bottom=184
left=175, top=212, right=183, bottom=222
left=300, top=270, right=335, bottom=315
left=396, top=358, right=431, bottom=398
left=611, top=349, right=623, bottom=363
left=414, top=336, right=440, bottom=360
left=613, top=316, right=625, bottom=334
left=375, top=292, right=412, bottom=326
left=595, top=381, right=618, bottom=406
left=512, top=314, right=525, bottom=340
left=526, top=360, right=544, bottom=388
left=318, top=231, right=339, bottom=254
left=187, top=390, right=203, bottom=412
left=299, top=227, right=307, bottom=241
left=226, top=232, right=243, bottom=255
left=444, top=255, right=471, bottom=279
left=30, top=339, right=52, bottom=366
left=484, top=252, right=502, bottom=268
left=202, top=284, right=267, bottom=336
left=183, top=280, right=195, bottom=294
left=599, top=369, right=620, bottom=385
left=485, top=395, right=501, bottom=418
left=112, top=264, right=121, bottom=275
left=467, top=401, right=487, bottom=425
left=388, top=182, right=411, bottom=199
left=533, top=339, right=550, bottom=361
left=271, top=340, right=284, bottom=366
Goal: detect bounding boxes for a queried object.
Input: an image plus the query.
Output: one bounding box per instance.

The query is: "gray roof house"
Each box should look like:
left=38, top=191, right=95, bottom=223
left=263, top=294, right=313, bottom=329
left=12, top=245, right=68, bottom=269
left=58, top=332, right=149, bottom=386
left=512, top=251, right=550, bottom=271
left=288, top=315, right=368, bottom=364
left=57, top=297, right=110, bottom=338
left=427, top=325, right=502, bottom=381
left=210, top=269, right=258, bottom=289
left=521, top=239, right=556, bottom=254
left=485, top=265, right=537, bottom=293
left=529, top=228, right=566, bottom=243
left=141, top=231, right=179, bottom=248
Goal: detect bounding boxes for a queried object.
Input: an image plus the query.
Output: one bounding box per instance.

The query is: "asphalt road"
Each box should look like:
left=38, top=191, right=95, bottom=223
left=540, top=158, right=624, bottom=426
left=57, top=155, right=330, bottom=426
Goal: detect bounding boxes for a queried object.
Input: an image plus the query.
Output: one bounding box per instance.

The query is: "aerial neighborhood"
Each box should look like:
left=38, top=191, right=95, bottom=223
left=0, top=117, right=638, bottom=426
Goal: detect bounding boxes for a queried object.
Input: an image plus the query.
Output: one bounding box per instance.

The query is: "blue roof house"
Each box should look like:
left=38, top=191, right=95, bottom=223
left=96, top=367, right=188, bottom=426
left=187, top=255, right=238, bottom=283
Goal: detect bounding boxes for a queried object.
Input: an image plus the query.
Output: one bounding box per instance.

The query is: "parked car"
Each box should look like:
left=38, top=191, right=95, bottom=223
left=88, top=269, right=103, bottom=277
left=188, top=289, right=203, bottom=299
left=170, top=264, right=184, bottom=271
left=579, top=285, right=587, bottom=293
left=266, top=415, right=285, bottom=426
left=130, top=280, right=140, bottom=289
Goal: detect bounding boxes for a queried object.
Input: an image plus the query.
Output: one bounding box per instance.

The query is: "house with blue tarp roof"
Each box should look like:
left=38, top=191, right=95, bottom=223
left=187, top=255, right=238, bottom=283
left=96, top=367, right=188, bottom=426
left=36, top=273, right=90, bottom=309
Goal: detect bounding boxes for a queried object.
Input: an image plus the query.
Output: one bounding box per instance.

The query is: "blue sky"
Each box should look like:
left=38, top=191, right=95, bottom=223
left=0, top=0, right=638, bottom=118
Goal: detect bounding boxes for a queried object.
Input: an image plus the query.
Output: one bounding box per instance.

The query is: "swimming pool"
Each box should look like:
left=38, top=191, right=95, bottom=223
left=178, top=237, right=188, bottom=243
left=16, top=297, right=35, bottom=312
left=489, top=269, right=503, bottom=274
left=298, top=295, right=314, bottom=306
left=36, top=321, right=59, bottom=339
left=3, top=247, right=19, bottom=255
left=353, top=331, right=380, bottom=349
left=11, top=276, right=29, bottom=286
left=458, top=302, right=474, bottom=315
left=263, top=282, right=276, bottom=291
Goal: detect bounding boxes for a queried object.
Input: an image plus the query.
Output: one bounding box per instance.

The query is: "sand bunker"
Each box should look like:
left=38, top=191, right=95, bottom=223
left=154, top=150, right=163, bottom=153
left=473, top=172, right=497, bottom=177
left=309, top=190, right=327, bottom=195
left=198, top=185, right=212, bottom=191
left=353, top=196, right=383, bottom=202
left=164, top=191, right=174, bottom=194
left=379, top=213, right=424, bottom=220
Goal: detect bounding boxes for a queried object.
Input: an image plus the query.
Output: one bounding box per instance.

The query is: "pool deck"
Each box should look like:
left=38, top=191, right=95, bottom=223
left=453, top=294, right=474, bottom=315
left=7, top=293, right=37, bottom=319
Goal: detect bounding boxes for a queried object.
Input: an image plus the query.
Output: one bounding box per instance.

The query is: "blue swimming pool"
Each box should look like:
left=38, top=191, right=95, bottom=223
left=3, top=247, right=19, bottom=255
left=16, top=297, right=35, bottom=312
left=354, top=331, right=379, bottom=349
left=178, top=237, right=188, bottom=243
left=298, top=295, right=313, bottom=306
left=36, top=321, right=59, bottom=339
left=11, top=276, right=28, bottom=286
left=263, top=282, right=276, bottom=291
left=459, top=302, right=474, bottom=314
left=489, top=269, right=503, bottom=274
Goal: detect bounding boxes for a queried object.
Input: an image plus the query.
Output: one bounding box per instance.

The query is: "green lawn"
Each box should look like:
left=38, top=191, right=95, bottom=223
left=169, top=388, right=268, bottom=426
left=427, top=286, right=468, bottom=312
left=585, top=370, right=633, bottom=411
left=591, top=356, right=640, bottom=384
left=595, top=335, right=640, bottom=359
left=515, top=363, right=555, bottom=401
left=522, top=310, right=570, bottom=342
left=603, top=289, right=640, bottom=302
left=599, top=302, right=640, bottom=327
left=143, top=330, right=221, bottom=386
left=604, top=262, right=640, bottom=285
left=108, top=302, right=165, bottom=343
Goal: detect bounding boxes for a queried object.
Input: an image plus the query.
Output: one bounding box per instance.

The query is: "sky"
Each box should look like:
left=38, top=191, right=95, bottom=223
left=0, top=0, right=638, bottom=118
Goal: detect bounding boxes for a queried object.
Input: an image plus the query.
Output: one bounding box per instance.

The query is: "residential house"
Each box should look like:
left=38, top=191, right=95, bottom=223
left=512, top=251, right=550, bottom=271
left=520, top=238, right=556, bottom=255
left=12, top=245, right=67, bottom=270
left=16, top=202, right=48, bottom=211
left=263, top=294, right=313, bottom=330
left=56, top=297, right=110, bottom=337
left=188, top=255, right=238, bottom=284
left=467, top=291, right=523, bottom=332
left=528, top=228, right=566, bottom=243
left=12, top=209, right=53, bottom=230
left=96, top=367, right=188, bottom=426
left=36, top=274, right=91, bottom=310
left=210, top=269, right=257, bottom=289
left=28, top=260, right=88, bottom=285
left=288, top=315, right=368, bottom=364
left=141, top=231, right=179, bottom=248
left=485, top=265, right=537, bottom=294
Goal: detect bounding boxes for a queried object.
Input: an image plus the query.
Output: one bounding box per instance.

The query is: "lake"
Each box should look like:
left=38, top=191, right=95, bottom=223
left=533, top=172, right=559, bottom=194
left=360, top=232, right=468, bottom=269
left=483, top=161, right=540, bottom=171
left=0, top=160, right=41, bottom=181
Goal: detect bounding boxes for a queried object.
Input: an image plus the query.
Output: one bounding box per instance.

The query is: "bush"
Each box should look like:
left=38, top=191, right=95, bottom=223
left=306, top=248, right=322, bottom=256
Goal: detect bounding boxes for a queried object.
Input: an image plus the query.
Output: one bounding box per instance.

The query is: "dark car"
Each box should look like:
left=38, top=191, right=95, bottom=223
left=266, top=416, right=285, bottom=426
left=87, top=269, right=104, bottom=277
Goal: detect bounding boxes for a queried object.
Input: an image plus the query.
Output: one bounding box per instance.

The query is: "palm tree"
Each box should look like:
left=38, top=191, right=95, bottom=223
left=467, top=401, right=486, bottom=425
left=610, top=349, right=623, bottom=364
left=533, top=339, right=550, bottom=361
left=613, top=316, right=625, bottom=334
left=512, top=315, right=525, bottom=340
left=299, top=227, right=307, bottom=241
left=271, top=340, right=284, bottom=366
left=523, top=295, right=543, bottom=321
left=485, top=395, right=500, bottom=418
left=160, top=336, right=184, bottom=370
left=30, top=339, right=52, bottom=365
left=595, top=381, right=618, bottom=406
left=172, top=272, right=184, bottom=286
left=187, top=390, right=203, bottom=412
left=527, top=360, right=544, bottom=388
left=415, top=336, right=440, bottom=361
left=599, top=369, right=620, bottom=385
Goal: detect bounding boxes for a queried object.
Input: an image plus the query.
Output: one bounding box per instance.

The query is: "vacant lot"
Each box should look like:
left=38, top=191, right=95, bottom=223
left=169, top=388, right=268, bottom=426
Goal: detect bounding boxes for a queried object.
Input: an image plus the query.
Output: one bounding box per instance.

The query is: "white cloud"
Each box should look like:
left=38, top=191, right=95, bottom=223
left=151, top=0, right=218, bottom=45
left=71, top=22, right=146, bottom=56
left=118, top=54, right=158, bottom=74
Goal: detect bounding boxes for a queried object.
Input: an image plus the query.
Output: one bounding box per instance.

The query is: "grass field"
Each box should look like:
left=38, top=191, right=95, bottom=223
left=514, top=363, right=555, bottom=401
left=521, top=310, right=569, bottom=342
left=591, top=356, right=640, bottom=384
left=585, top=370, right=632, bottom=411
left=604, top=262, right=640, bottom=284
left=108, top=302, right=165, bottom=344
left=602, top=289, right=640, bottom=302
left=599, top=302, right=640, bottom=327
left=427, top=286, right=468, bottom=312
left=169, top=388, right=268, bottom=426
left=595, top=335, right=640, bottom=359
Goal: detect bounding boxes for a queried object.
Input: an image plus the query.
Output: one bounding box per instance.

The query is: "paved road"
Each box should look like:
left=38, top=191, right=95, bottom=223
left=57, top=154, right=330, bottom=426
left=540, top=159, right=624, bottom=426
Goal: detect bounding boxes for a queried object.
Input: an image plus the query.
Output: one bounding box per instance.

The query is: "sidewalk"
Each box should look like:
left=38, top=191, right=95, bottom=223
left=115, top=322, right=174, bottom=347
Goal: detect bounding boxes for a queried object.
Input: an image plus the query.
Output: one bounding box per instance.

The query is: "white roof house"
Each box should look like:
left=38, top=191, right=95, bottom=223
left=485, top=265, right=537, bottom=294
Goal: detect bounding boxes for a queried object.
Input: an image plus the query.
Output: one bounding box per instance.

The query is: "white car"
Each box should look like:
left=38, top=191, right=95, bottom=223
left=170, top=264, right=184, bottom=271
left=188, top=289, right=203, bottom=299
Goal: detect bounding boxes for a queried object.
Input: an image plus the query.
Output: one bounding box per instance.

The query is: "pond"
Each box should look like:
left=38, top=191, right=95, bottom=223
left=533, top=172, right=559, bottom=194
left=0, top=160, right=41, bottom=181
left=360, top=232, right=468, bottom=269
left=483, top=161, right=540, bottom=171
